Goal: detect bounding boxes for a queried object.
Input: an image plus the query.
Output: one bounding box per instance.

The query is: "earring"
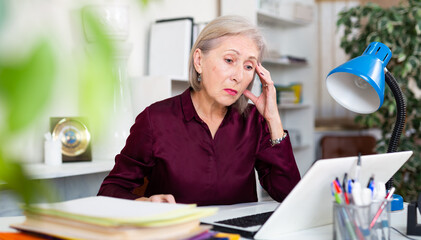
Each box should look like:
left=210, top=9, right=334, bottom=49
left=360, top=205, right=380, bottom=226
left=197, top=74, right=202, bottom=82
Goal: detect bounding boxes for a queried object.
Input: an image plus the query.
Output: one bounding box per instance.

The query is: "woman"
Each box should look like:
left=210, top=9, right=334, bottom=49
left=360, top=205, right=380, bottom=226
left=98, top=15, right=301, bottom=205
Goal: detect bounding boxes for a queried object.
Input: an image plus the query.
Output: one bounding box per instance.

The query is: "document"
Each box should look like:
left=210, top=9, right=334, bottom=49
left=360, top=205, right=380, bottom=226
left=12, top=196, right=217, bottom=240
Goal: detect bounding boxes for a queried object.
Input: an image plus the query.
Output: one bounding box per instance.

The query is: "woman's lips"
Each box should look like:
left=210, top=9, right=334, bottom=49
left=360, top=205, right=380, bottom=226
left=224, top=88, right=238, bottom=96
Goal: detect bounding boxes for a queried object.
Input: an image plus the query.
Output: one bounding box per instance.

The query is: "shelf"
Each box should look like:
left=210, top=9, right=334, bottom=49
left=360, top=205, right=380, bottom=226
left=171, top=78, right=189, bottom=82
left=257, top=9, right=311, bottom=27
left=23, top=160, right=114, bottom=180
left=278, top=103, right=310, bottom=110
left=292, top=144, right=310, bottom=151
left=262, top=58, right=308, bottom=67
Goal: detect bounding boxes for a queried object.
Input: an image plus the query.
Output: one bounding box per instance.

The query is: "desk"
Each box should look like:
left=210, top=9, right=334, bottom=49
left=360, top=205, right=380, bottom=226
left=269, top=207, right=418, bottom=240
left=1, top=203, right=421, bottom=239
left=202, top=201, right=421, bottom=240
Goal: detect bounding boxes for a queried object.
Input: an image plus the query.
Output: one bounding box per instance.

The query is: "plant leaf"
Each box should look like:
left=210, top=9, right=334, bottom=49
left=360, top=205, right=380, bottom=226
left=0, top=40, right=55, bottom=133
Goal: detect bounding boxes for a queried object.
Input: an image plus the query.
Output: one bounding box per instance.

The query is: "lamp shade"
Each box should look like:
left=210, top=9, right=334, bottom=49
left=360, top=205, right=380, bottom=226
left=326, top=42, right=392, bottom=114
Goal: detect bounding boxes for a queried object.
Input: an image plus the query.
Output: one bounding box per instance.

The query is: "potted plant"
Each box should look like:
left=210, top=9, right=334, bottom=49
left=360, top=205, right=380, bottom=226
left=337, top=0, right=421, bottom=201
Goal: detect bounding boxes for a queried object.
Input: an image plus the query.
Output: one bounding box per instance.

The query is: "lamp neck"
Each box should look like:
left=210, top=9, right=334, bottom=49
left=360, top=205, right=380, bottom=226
left=385, top=71, right=407, bottom=190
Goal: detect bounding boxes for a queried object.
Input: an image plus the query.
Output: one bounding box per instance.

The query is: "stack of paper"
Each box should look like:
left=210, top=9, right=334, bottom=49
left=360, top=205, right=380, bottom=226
left=11, top=196, right=217, bottom=240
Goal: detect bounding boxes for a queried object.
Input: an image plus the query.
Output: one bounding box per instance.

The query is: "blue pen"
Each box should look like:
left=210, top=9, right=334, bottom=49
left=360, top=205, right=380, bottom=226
left=367, top=175, right=375, bottom=198
left=367, top=175, right=374, bottom=188
left=347, top=179, right=354, bottom=194
left=346, top=179, right=354, bottom=204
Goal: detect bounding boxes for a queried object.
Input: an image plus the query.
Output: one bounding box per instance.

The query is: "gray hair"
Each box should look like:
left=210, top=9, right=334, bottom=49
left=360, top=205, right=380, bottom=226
left=188, top=15, right=266, bottom=114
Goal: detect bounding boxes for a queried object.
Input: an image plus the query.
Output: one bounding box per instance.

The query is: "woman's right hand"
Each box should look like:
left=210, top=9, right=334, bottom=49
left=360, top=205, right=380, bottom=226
left=135, top=194, right=176, bottom=204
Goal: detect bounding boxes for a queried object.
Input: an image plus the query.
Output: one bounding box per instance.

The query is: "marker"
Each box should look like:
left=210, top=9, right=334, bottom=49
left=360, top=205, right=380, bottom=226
left=343, top=173, right=348, bottom=191
left=351, top=182, right=363, bottom=206
left=333, top=178, right=364, bottom=239
left=333, top=180, right=343, bottom=204
left=361, top=188, right=373, bottom=206
left=369, top=187, right=395, bottom=229
left=342, top=173, right=350, bottom=205
left=374, top=181, right=386, bottom=201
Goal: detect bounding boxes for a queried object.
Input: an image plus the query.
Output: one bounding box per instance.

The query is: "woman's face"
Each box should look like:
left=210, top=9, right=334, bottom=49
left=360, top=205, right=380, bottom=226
left=194, top=35, right=259, bottom=107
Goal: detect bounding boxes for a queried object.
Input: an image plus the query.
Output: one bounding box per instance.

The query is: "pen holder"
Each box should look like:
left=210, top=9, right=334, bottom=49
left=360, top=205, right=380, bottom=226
left=333, top=201, right=391, bottom=240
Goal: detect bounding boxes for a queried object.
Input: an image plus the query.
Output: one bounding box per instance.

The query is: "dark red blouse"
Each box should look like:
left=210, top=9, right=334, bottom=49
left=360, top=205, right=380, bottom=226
left=98, top=88, right=301, bottom=206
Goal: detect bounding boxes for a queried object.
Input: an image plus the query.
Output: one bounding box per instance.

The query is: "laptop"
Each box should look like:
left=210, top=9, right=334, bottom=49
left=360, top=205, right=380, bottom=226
left=201, top=151, right=413, bottom=239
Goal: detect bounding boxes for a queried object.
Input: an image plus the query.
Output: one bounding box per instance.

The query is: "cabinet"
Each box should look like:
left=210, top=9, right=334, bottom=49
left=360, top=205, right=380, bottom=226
left=221, top=0, right=316, bottom=176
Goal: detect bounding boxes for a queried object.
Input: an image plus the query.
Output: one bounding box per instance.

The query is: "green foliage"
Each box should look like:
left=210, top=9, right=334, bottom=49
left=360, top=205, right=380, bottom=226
left=337, top=0, right=421, bottom=201
left=0, top=152, right=55, bottom=204
left=0, top=41, right=55, bottom=133
left=0, top=7, right=119, bottom=206
left=0, top=40, right=57, bottom=205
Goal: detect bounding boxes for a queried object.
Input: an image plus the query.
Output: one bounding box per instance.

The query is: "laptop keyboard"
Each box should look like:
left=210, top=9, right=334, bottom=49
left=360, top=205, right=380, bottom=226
left=215, top=211, right=274, bottom=228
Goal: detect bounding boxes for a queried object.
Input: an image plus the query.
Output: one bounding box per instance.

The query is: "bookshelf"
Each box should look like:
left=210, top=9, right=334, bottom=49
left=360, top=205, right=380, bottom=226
left=256, top=8, right=312, bottom=26
left=221, top=0, right=316, bottom=175
left=221, top=0, right=316, bottom=201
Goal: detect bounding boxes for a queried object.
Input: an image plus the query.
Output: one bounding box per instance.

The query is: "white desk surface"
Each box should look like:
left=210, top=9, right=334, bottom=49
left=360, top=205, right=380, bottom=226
left=1, top=202, right=421, bottom=239
left=204, top=201, right=421, bottom=239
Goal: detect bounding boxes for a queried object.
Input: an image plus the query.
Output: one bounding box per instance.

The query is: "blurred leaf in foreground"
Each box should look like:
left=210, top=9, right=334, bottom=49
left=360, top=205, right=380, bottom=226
left=0, top=40, right=55, bottom=134
left=0, top=151, right=56, bottom=204
left=0, top=40, right=57, bottom=204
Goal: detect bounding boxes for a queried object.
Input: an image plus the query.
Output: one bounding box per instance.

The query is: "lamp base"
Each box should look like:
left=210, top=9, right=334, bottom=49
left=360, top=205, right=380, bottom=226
left=391, top=194, right=403, bottom=211
left=407, top=193, right=421, bottom=236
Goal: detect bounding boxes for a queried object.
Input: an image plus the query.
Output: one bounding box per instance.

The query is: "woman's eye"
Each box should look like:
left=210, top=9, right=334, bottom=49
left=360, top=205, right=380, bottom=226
left=245, top=65, right=254, bottom=70
left=225, top=58, right=233, bottom=63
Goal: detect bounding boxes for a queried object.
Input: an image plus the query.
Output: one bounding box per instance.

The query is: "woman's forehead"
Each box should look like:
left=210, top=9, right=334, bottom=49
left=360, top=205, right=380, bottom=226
left=211, top=35, right=259, bottom=55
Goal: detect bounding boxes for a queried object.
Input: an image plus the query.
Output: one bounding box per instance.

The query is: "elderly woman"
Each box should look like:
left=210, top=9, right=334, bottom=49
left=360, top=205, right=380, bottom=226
left=98, top=15, right=301, bottom=205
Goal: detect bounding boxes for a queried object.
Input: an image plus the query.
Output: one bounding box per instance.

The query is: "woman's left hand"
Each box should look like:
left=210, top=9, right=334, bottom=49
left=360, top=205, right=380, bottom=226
left=243, top=63, right=284, bottom=138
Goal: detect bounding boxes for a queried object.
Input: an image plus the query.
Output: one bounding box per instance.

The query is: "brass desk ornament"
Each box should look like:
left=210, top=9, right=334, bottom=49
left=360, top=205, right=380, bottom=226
left=50, top=117, right=92, bottom=162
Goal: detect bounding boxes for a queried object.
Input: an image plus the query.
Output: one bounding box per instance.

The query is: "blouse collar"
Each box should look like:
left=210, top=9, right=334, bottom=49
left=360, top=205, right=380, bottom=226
left=181, top=88, right=233, bottom=123
left=181, top=88, right=197, bottom=122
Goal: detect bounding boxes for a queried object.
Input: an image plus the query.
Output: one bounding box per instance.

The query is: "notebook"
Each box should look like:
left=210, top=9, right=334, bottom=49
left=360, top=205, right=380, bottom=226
left=201, top=151, right=413, bottom=239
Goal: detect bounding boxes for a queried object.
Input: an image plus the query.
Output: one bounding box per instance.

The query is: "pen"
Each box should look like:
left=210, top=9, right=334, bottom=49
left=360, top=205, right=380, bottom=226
left=343, top=173, right=350, bottom=205
left=367, top=175, right=374, bottom=199
left=333, top=178, right=365, bottom=240
left=369, top=187, right=395, bottom=230
left=333, top=179, right=359, bottom=240
left=347, top=179, right=354, bottom=204
left=333, top=180, right=343, bottom=204
left=347, top=179, right=354, bottom=194
left=367, top=175, right=374, bottom=189
left=343, top=173, right=348, bottom=191
left=355, top=153, right=361, bottom=182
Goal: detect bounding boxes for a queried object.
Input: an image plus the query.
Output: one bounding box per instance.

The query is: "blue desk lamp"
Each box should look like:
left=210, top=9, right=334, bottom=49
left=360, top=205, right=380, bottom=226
left=325, top=42, right=406, bottom=210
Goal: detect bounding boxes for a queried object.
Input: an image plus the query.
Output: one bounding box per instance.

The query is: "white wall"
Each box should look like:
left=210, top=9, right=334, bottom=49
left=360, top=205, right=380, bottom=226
left=127, top=0, right=218, bottom=77
left=315, top=1, right=359, bottom=121
left=0, top=0, right=218, bottom=163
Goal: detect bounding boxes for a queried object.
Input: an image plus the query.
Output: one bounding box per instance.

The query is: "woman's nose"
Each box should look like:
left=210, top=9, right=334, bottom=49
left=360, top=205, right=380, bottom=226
left=231, top=66, right=243, bottom=82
